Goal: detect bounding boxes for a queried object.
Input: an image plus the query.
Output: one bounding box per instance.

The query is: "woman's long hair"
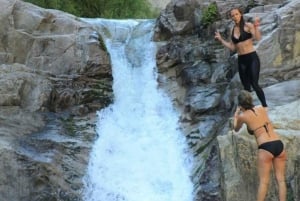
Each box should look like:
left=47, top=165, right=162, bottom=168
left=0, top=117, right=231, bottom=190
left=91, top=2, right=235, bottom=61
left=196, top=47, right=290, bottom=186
left=239, top=15, right=246, bottom=33
left=231, top=8, right=246, bottom=33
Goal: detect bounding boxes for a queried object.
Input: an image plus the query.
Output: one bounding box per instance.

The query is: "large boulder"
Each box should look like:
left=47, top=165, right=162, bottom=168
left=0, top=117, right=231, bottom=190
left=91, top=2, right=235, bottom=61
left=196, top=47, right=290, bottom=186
left=0, top=0, right=112, bottom=113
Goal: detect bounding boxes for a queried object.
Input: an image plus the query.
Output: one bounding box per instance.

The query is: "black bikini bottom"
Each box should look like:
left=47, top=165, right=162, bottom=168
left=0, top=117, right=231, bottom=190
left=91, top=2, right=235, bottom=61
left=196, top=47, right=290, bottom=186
left=258, top=140, right=284, bottom=157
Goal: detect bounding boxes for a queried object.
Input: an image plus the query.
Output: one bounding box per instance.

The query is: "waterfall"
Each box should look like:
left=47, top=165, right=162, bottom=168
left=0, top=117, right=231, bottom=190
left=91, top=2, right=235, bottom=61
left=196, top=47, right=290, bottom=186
left=82, top=18, right=194, bottom=201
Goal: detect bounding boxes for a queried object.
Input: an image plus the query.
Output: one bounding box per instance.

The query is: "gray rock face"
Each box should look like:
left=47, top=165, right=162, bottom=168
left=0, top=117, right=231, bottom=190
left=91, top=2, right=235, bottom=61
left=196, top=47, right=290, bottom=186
left=0, top=0, right=113, bottom=200
left=0, top=0, right=112, bottom=113
left=155, top=0, right=300, bottom=200
left=0, top=109, right=96, bottom=201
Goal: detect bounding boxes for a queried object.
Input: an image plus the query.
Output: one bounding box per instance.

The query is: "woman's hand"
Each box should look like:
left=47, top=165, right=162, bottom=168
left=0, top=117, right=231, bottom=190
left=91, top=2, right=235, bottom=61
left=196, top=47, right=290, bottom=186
left=253, top=16, right=260, bottom=27
left=251, top=16, right=262, bottom=40
left=234, top=106, right=241, bottom=117
left=214, top=31, right=222, bottom=42
left=233, top=106, right=242, bottom=132
left=215, top=30, right=236, bottom=51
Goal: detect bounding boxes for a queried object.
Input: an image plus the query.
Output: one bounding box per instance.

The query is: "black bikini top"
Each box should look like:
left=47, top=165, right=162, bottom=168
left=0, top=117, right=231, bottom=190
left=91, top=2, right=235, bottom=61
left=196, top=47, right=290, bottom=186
left=231, top=27, right=252, bottom=44
left=246, top=108, right=270, bottom=135
left=247, top=122, right=270, bottom=135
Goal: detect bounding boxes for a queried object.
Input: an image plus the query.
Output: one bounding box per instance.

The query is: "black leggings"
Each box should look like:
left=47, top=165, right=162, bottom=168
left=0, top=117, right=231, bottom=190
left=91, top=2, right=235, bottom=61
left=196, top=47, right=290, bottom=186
left=238, top=51, right=267, bottom=107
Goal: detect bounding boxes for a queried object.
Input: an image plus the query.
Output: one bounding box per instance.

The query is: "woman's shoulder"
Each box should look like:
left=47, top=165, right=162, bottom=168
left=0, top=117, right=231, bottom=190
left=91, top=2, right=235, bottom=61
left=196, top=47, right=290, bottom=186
left=254, top=105, right=266, bottom=111
left=243, top=106, right=265, bottom=118
left=253, top=105, right=269, bottom=118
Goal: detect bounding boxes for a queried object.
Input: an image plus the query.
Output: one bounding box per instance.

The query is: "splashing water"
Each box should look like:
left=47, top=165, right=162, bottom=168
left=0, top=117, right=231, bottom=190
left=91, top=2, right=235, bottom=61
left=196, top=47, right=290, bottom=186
left=83, top=19, right=194, bottom=201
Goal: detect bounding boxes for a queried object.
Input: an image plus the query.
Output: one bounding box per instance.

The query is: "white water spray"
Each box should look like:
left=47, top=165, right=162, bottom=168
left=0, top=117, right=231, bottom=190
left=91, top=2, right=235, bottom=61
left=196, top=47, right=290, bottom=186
left=83, top=19, right=194, bottom=201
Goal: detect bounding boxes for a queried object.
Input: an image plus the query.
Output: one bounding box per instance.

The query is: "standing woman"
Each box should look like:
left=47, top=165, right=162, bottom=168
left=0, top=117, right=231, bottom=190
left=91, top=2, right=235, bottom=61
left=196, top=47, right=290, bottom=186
left=233, top=90, right=287, bottom=201
left=215, top=8, right=268, bottom=107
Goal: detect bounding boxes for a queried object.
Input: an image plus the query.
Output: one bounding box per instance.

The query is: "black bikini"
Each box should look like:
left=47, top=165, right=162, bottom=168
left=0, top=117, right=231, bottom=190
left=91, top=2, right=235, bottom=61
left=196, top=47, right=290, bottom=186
left=247, top=109, right=284, bottom=157
left=258, top=140, right=284, bottom=157
left=247, top=122, right=270, bottom=135
left=246, top=108, right=270, bottom=135
left=231, top=27, right=252, bottom=44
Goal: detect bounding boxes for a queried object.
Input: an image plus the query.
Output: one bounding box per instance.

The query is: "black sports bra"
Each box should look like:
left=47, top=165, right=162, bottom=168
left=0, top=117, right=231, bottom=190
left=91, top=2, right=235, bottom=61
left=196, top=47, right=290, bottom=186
left=231, top=27, right=252, bottom=44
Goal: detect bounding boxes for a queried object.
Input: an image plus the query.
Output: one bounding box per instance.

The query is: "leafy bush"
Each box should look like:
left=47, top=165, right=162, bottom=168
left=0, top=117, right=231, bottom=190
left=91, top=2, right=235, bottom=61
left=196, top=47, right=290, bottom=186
left=201, top=2, right=219, bottom=27
left=24, top=0, right=159, bottom=18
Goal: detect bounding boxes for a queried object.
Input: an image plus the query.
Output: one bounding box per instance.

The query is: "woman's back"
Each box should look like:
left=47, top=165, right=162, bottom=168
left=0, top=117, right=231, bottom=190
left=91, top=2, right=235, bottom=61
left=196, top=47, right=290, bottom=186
left=242, top=106, right=280, bottom=145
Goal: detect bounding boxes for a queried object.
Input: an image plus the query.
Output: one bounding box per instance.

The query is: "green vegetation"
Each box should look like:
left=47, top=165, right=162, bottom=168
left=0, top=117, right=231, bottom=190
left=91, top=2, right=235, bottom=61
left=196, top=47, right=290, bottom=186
left=201, top=2, right=219, bottom=27
left=24, top=0, right=159, bottom=19
left=60, top=116, right=77, bottom=136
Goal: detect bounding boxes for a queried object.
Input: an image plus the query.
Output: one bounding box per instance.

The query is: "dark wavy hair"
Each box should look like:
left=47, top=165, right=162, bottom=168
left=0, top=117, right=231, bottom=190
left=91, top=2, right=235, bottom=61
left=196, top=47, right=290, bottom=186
left=230, top=8, right=246, bottom=35
left=238, top=90, right=254, bottom=110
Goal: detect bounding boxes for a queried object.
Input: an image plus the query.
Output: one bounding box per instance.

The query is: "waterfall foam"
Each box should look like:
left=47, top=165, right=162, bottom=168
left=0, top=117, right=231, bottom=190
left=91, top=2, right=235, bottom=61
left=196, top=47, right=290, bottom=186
left=82, top=18, right=193, bottom=201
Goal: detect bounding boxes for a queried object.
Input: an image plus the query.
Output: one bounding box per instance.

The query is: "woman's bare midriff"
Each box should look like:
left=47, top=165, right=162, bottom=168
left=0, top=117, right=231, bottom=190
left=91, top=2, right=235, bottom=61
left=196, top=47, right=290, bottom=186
left=235, top=39, right=255, bottom=55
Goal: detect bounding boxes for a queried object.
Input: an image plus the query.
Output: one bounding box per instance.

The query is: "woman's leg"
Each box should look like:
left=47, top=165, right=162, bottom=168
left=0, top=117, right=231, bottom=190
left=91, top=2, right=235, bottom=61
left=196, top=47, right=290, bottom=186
left=257, top=149, right=273, bottom=201
left=248, top=54, right=268, bottom=107
left=238, top=59, right=251, bottom=91
left=273, top=150, right=287, bottom=201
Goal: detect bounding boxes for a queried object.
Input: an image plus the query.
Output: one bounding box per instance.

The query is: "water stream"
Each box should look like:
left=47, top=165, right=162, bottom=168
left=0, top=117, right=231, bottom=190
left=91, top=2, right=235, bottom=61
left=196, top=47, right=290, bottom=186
left=82, top=18, right=194, bottom=201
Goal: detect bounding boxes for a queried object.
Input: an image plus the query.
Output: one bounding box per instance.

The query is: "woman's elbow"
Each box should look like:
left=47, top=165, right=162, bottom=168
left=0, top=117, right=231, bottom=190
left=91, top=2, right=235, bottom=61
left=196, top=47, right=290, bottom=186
left=254, top=35, right=262, bottom=41
left=233, top=125, right=241, bottom=132
left=229, top=45, right=236, bottom=52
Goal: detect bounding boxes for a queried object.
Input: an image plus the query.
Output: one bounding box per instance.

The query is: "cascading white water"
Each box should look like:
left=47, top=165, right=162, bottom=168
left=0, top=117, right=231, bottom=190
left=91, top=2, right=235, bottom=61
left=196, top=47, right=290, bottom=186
left=83, top=18, right=194, bottom=201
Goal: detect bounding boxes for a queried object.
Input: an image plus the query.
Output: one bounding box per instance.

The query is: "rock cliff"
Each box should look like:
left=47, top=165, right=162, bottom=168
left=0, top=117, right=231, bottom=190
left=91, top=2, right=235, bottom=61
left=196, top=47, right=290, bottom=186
left=154, top=0, right=300, bottom=200
left=0, top=0, right=112, bottom=200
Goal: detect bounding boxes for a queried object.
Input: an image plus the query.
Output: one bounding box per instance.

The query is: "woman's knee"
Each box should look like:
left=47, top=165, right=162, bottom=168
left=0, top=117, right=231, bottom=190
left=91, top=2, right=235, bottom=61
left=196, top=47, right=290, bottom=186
left=275, top=172, right=286, bottom=182
left=276, top=179, right=286, bottom=184
left=251, top=83, right=262, bottom=92
left=259, top=180, right=270, bottom=188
